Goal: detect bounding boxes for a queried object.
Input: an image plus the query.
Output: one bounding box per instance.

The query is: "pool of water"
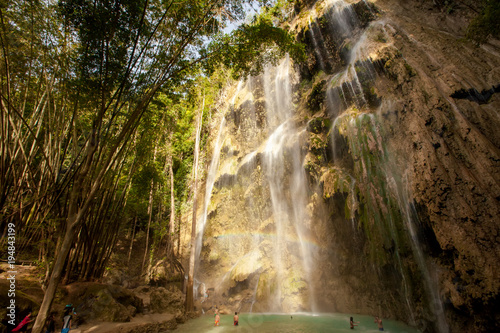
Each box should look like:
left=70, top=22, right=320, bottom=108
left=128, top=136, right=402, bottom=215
left=170, top=313, right=421, bottom=332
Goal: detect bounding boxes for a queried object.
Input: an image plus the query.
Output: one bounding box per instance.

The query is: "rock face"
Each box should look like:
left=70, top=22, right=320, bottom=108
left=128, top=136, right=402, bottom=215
left=68, top=283, right=144, bottom=323
left=190, top=0, right=499, bottom=332
left=149, top=287, right=184, bottom=314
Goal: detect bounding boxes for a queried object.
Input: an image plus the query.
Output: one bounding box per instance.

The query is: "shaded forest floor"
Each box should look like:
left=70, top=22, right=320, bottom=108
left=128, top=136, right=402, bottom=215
left=69, top=312, right=176, bottom=333
left=0, top=262, right=184, bottom=333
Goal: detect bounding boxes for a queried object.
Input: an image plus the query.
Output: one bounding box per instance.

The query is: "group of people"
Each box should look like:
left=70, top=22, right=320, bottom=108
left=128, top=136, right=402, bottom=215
left=3, top=304, right=75, bottom=333
left=213, top=309, right=239, bottom=326
left=350, top=316, right=384, bottom=331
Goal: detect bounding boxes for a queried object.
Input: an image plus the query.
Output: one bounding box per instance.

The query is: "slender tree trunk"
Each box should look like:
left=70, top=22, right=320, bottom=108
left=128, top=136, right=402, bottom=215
left=31, top=129, right=97, bottom=333
left=142, top=179, right=154, bottom=275
left=177, top=214, right=181, bottom=258
left=168, top=159, right=175, bottom=256
left=31, top=213, right=78, bottom=333
left=128, top=216, right=137, bottom=266
left=141, top=143, right=158, bottom=275
left=185, top=97, right=204, bottom=312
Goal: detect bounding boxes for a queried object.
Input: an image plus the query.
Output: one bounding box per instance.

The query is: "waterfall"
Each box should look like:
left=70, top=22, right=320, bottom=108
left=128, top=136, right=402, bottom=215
left=194, top=81, right=244, bottom=292
left=195, top=1, right=451, bottom=331
left=195, top=116, right=227, bottom=271
left=261, top=56, right=317, bottom=312
left=322, top=3, right=449, bottom=330
left=195, top=55, right=318, bottom=313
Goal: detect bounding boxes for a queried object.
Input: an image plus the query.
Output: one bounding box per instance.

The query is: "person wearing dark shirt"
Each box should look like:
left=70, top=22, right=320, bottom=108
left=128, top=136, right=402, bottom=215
left=45, top=313, right=56, bottom=333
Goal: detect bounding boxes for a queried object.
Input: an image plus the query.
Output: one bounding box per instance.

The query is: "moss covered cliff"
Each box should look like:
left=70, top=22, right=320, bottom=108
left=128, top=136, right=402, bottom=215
left=189, top=0, right=500, bottom=332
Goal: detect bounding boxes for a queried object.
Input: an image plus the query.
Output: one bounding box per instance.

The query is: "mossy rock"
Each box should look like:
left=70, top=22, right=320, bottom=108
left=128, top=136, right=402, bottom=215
left=83, top=289, right=134, bottom=322
left=75, top=284, right=144, bottom=323
left=321, top=168, right=354, bottom=199
left=255, top=272, right=277, bottom=302
left=307, top=80, right=327, bottom=112
left=150, top=287, right=184, bottom=314
left=353, top=1, right=379, bottom=27
left=283, top=271, right=307, bottom=295
left=230, top=251, right=262, bottom=284
left=307, top=117, right=330, bottom=134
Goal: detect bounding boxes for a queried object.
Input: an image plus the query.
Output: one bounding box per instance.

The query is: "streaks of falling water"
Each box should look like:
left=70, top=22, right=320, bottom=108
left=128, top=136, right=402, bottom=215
left=338, top=109, right=450, bottom=331
left=330, top=16, right=450, bottom=328
left=392, top=171, right=450, bottom=333
left=326, top=0, right=358, bottom=41
left=308, top=18, right=327, bottom=71
left=312, top=1, right=421, bottom=320
left=262, top=56, right=317, bottom=312
left=263, top=122, right=291, bottom=311
left=344, top=113, right=417, bottom=321
left=194, top=81, right=244, bottom=278
left=249, top=272, right=260, bottom=313
left=194, top=117, right=226, bottom=270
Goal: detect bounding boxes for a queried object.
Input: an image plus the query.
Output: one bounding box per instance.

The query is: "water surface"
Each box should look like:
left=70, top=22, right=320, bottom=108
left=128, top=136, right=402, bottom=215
left=171, top=313, right=421, bottom=332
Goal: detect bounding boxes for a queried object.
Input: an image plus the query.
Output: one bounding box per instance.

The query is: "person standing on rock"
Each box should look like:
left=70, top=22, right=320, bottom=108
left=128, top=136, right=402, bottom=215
left=45, top=313, right=55, bottom=333
left=61, top=307, right=72, bottom=333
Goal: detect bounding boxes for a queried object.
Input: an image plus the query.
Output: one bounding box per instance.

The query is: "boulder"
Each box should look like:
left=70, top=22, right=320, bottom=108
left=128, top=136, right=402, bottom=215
left=75, top=284, right=144, bottom=323
left=149, top=287, right=184, bottom=314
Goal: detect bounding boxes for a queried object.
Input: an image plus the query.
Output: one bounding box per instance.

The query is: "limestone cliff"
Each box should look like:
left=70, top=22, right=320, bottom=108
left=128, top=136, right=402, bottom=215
left=186, top=1, right=500, bottom=332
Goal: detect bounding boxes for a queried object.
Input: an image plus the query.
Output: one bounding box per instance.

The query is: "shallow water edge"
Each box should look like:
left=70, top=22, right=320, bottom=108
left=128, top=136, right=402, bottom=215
left=170, top=313, right=422, bottom=332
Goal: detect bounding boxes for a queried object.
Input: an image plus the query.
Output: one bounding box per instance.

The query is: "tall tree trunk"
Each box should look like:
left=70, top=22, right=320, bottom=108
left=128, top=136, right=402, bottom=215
left=168, top=159, right=175, bottom=256
left=185, top=96, right=204, bottom=312
left=142, top=179, right=154, bottom=275
left=128, top=216, right=137, bottom=266
left=141, top=143, right=158, bottom=275
left=31, top=211, right=79, bottom=333
left=31, top=131, right=97, bottom=333
left=177, top=214, right=181, bottom=258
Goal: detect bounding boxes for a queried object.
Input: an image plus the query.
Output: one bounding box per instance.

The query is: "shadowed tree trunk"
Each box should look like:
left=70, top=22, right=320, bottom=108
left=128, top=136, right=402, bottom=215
left=185, top=93, right=204, bottom=312
left=142, top=143, right=158, bottom=275
left=168, top=160, right=176, bottom=255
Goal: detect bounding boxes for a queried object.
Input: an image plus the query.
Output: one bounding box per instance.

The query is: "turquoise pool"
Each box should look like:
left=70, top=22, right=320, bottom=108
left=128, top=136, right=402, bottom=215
left=171, top=313, right=421, bottom=332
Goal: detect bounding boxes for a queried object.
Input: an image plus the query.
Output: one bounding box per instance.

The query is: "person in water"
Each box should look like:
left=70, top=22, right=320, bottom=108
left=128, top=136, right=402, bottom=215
left=233, top=312, right=239, bottom=326
left=374, top=316, right=384, bottom=331
left=350, top=316, right=358, bottom=329
left=214, top=312, right=220, bottom=326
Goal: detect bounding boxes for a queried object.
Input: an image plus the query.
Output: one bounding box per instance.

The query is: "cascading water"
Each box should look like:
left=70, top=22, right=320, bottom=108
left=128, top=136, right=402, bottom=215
left=194, top=0, right=453, bottom=331
left=195, top=56, right=318, bottom=313
left=195, top=80, right=245, bottom=270
left=193, top=81, right=243, bottom=291
left=194, top=116, right=227, bottom=269
left=262, top=56, right=317, bottom=312
left=317, top=1, right=450, bottom=331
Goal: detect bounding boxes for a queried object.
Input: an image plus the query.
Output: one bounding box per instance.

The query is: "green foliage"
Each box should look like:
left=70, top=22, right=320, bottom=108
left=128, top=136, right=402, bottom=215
left=466, top=0, right=500, bottom=44
left=307, top=80, right=326, bottom=112
left=0, top=0, right=305, bottom=298
left=307, top=117, right=330, bottom=134
left=259, top=0, right=296, bottom=25
left=58, top=0, right=144, bottom=99
left=203, top=14, right=305, bottom=79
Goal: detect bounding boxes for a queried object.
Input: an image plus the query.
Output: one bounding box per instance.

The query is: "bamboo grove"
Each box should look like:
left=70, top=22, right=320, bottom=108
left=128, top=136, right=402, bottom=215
left=0, top=0, right=305, bottom=331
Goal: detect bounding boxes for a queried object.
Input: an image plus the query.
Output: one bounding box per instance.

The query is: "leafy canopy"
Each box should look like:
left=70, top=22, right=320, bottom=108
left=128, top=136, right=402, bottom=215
left=202, top=0, right=305, bottom=78
left=466, top=0, right=500, bottom=44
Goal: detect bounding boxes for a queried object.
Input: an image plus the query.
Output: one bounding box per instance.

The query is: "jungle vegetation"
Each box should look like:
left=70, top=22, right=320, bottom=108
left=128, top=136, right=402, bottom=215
left=0, top=0, right=301, bottom=331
